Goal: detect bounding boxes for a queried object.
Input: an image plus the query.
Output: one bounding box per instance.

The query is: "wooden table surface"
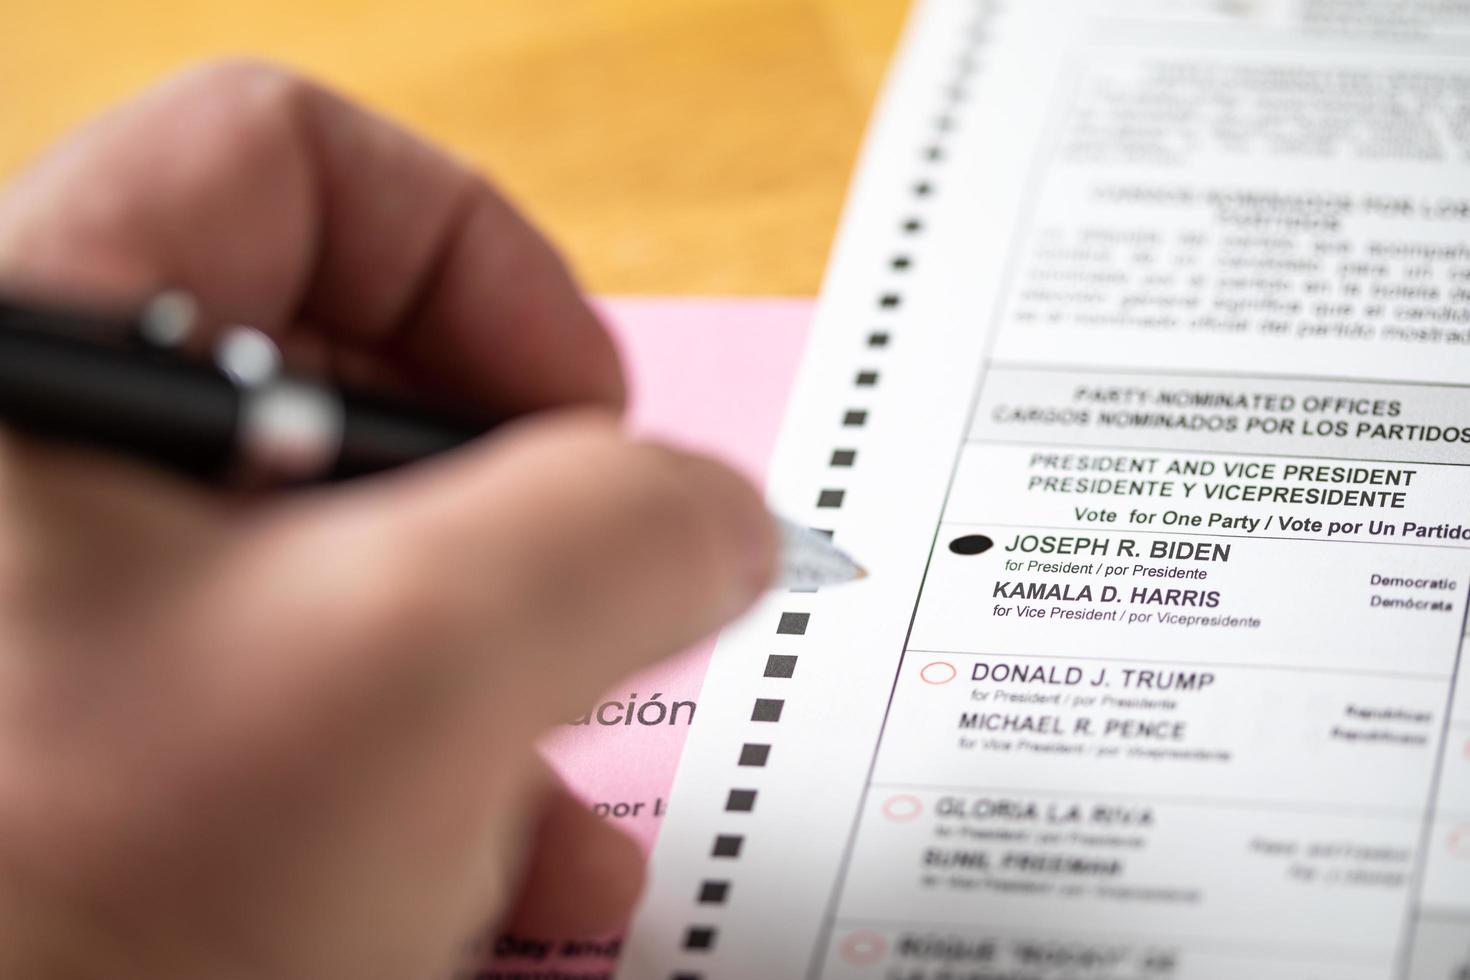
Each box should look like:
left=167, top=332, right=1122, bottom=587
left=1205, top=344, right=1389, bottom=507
left=0, top=1, right=908, bottom=295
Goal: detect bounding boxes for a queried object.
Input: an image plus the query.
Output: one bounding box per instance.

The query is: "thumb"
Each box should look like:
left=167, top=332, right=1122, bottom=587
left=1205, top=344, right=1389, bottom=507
left=293, top=409, right=777, bottom=733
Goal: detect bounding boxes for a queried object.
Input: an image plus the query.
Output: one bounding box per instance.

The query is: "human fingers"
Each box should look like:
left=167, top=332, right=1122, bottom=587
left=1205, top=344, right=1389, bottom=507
left=501, top=773, right=644, bottom=938
left=117, top=420, right=771, bottom=972
left=0, top=59, right=622, bottom=413
left=266, top=411, right=775, bottom=739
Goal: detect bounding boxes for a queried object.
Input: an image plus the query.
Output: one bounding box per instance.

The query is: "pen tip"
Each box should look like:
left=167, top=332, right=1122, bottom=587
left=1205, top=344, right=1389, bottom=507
left=854, top=566, right=869, bottom=580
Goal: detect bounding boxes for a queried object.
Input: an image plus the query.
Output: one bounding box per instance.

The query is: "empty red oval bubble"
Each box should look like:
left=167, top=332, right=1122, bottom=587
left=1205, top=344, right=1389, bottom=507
left=921, top=661, right=957, bottom=684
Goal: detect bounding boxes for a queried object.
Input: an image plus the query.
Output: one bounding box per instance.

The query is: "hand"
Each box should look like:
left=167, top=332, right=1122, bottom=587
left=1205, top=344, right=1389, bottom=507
left=0, top=61, right=775, bottom=980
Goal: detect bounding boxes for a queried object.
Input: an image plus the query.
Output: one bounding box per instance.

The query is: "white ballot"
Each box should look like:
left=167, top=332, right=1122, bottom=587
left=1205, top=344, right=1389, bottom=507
left=620, top=1, right=1470, bottom=977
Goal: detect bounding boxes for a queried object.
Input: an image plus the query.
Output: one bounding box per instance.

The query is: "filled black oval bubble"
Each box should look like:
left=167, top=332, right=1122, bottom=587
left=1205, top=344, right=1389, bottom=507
left=948, top=534, right=993, bottom=555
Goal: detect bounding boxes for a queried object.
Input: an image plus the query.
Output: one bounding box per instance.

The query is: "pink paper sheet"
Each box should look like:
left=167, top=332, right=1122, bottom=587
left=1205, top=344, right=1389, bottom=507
left=602, top=296, right=811, bottom=486
left=481, top=296, right=811, bottom=975
left=542, top=296, right=811, bottom=849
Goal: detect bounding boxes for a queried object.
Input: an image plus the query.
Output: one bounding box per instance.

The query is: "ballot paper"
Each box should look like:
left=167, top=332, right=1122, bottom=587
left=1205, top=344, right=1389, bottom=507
left=619, top=2, right=1470, bottom=978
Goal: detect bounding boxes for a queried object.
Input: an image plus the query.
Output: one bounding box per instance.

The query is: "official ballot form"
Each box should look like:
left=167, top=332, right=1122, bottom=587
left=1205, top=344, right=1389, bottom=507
left=618, top=1, right=1470, bottom=978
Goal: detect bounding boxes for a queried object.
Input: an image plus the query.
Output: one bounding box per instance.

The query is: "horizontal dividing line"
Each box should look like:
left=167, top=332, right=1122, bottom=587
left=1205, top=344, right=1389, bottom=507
left=985, top=358, right=1470, bottom=393
left=904, top=646, right=1452, bottom=682
left=1081, top=25, right=1470, bottom=61
left=964, top=435, right=1470, bottom=471
left=826, top=915, right=1394, bottom=963
left=941, top=517, right=1470, bottom=553
left=865, top=782, right=1426, bottom=818
left=1423, top=806, right=1470, bottom=819
left=1410, top=905, right=1470, bottom=922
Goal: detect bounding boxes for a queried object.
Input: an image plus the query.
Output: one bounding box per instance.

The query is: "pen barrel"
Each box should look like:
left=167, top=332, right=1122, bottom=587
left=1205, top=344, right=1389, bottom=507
left=0, top=326, right=237, bottom=477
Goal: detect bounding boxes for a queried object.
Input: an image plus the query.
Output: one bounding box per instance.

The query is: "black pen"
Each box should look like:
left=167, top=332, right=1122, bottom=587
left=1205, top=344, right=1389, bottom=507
left=0, top=292, right=490, bottom=484
left=0, top=292, right=865, bottom=587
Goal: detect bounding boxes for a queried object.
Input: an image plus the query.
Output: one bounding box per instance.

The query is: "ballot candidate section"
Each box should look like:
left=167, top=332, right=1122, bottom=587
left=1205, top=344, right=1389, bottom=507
left=914, top=521, right=1462, bottom=674
left=874, top=645, right=1449, bottom=809
left=813, top=366, right=1470, bottom=975
left=825, top=790, right=1419, bottom=978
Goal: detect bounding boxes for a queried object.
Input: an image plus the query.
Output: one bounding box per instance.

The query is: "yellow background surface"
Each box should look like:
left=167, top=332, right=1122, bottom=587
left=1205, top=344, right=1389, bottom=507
left=0, top=1, right=909, bottom=295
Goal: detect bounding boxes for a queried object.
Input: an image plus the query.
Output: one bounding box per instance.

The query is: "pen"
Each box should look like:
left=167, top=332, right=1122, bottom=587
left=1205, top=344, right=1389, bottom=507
left=0, top=292, right=865, bottom=589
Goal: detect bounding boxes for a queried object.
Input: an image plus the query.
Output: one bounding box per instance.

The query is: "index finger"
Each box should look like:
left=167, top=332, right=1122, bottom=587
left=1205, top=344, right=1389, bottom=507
left=0, top=59, right=623, bottom=414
